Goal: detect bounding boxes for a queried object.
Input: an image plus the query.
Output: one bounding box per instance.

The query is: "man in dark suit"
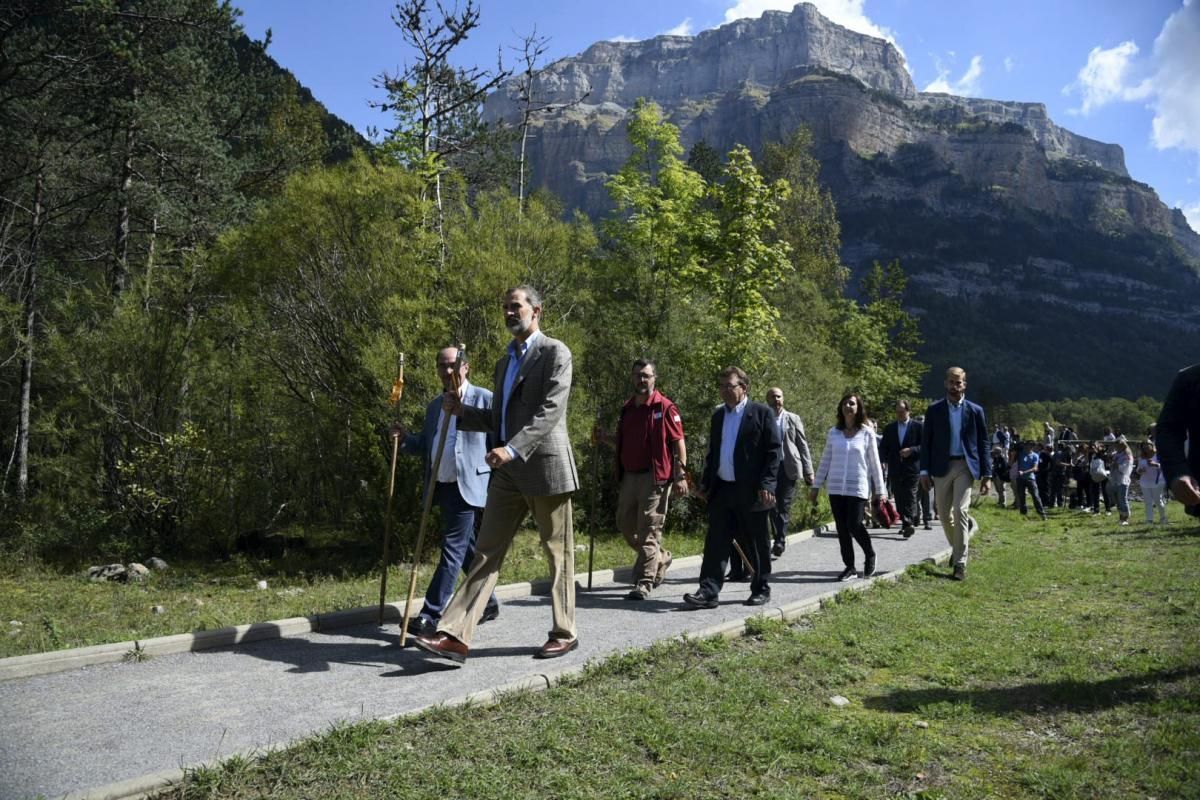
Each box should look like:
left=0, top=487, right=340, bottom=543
left=765, top=387, right=814, bottom=558
left=880, top=399, right=922, bottom=538
left=415, top=286, right=580, bottom=665
left=393, top=346, right=499, bottom=638
left=919, top=366, right=992, bottom=580
left=683, top=366, right=782, bottom=608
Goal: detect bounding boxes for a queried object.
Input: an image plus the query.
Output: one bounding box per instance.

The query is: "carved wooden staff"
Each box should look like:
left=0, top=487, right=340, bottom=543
left=399, top=344, right=466, bottom=646
left=586, top=411, right=601, bottom=590
left=378, top=353, right=405, bottom=624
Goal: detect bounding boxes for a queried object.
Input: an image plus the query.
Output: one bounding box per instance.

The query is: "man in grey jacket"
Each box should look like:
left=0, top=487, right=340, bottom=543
left=765, top=387, right=814, bottom=557
left=414, top=285, right=580, bottom=665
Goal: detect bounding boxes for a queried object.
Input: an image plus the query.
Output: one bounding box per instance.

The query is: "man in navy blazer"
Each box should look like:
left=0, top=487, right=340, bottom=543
left=919, top=366, right=992, bottom=580
left=880, top=399, right=923, bottom=538
left=395, top=345, right=498, bottom=636
left=684, top=366, right=782, bottom=609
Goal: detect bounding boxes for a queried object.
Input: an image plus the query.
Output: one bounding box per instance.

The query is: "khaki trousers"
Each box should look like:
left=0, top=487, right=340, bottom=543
left=617, top=471, right=670, bottom=591
left=438, top=469, right=576, bottom=645
left=932, top=459, right=976, bottom=567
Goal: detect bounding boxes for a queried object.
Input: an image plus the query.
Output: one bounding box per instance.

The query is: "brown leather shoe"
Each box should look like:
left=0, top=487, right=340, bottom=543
left=412, top=632, right=468, bottom=664
left=534, top=637, right=579, bottom=660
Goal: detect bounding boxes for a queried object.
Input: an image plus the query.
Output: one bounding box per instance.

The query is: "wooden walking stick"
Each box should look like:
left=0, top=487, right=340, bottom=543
left=378, top=353, right=405, bottom=624
left=586, top=411, right=601, bottom=590
left=400, top=344, right=466, bottom=646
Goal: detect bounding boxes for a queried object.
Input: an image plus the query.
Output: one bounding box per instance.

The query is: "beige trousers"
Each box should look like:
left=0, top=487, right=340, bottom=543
left=438, top=469, right=576, bottom=645
left=617, top=471, right=671, bottom=591
left=932, top=458, right=976, bottom=567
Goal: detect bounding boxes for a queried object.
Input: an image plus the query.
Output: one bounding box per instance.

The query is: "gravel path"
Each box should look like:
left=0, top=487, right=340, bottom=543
left=0, top=523, right=952, bottom=800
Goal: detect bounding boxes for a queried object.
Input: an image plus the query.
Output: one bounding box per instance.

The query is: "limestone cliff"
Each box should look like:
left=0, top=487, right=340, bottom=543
left=483, top=2, right=1200, bottom=402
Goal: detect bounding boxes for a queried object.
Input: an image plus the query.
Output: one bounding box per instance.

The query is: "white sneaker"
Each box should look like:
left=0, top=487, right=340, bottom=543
left=1120, top=520, right=1129, bottom=526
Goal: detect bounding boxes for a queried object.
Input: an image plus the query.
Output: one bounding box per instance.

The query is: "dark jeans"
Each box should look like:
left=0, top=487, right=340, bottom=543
left=1088, top=479, right=1112, bottom=512
left=1049, top=474, right=1065, bottom=508
left=421, top=482, right=497, bottom=622
left=699, top=480, right=772, bottom=597
left=770, top=472, right=798, bottom=543
left=890, top=470, right=919, bottom=527
left=828, top=494, right=875, bottom=569
left=1017, top=475, right=1045, bottom=517
left=918, top=482, right=932, bottom=523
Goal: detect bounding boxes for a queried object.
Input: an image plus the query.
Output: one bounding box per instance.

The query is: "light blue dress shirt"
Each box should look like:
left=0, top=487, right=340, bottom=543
left=896, top=420, right=909, bottom=446
left=717, top=396, right=748, bottom=482
left=947, top=398, right=964, bottom=457
left=501, top=330, right=541, bottom=443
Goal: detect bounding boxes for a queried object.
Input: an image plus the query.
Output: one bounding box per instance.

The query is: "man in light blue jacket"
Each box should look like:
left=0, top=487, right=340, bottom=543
left=394, top=346, right=499, bottom=637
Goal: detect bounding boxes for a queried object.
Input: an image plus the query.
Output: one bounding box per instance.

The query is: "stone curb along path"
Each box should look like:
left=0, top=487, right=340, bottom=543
left=1, top=523, right=956, bottom=800
left=1, top=531, right=834, bottom=682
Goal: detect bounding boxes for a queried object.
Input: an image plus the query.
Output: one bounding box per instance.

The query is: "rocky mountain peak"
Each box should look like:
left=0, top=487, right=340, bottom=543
left=484, top=2, right=914, bottom=121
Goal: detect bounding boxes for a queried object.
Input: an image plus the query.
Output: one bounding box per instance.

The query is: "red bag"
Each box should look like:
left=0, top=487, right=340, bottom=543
left=874, top=498, right=900, bottom=528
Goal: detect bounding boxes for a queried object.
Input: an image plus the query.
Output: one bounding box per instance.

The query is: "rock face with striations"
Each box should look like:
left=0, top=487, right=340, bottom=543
left=484, top=2, right=1200, bottom=402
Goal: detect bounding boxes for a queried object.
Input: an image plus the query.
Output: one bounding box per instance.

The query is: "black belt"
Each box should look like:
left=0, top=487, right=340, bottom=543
left=949, top=456, right=965, bottom=460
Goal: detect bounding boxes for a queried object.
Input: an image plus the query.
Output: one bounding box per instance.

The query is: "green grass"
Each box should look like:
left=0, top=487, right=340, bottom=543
left=161, top=504, right=1199, bottom=799
left=0, top=526, right=706, bottom=658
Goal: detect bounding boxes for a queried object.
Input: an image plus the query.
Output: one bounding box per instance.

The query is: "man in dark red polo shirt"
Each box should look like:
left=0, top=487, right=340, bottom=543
left=598, top=359, right=689, bottom=600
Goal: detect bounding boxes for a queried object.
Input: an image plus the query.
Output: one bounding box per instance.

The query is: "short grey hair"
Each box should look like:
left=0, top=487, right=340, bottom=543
left=507, top=284, right=542, bottom=308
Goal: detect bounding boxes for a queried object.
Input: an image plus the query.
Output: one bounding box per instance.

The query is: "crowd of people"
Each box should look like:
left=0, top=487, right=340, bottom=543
left=389, top=284, right=1199, bottom=668
left=984, top=422, right=1171, bottom=526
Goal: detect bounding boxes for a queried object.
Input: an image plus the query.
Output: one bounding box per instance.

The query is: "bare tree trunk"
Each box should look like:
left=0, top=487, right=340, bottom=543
left=112, top=113, right=135, bottom=299
left=15, top=168, right=44, bottom=503
left=142, top=154, right=164, bottom=312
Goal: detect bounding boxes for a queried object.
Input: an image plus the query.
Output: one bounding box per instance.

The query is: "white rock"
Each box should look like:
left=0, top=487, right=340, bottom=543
left=829, top=695, right=850, bottom=707
left=914, top=720, right=929, bottom=729
left=256, top=580, right=269, bottom=590
left=7, top=620, right=21, bottom=627
left=147, top=557, right=169, bottom=570
left=151, top=605, right=166, bottom=615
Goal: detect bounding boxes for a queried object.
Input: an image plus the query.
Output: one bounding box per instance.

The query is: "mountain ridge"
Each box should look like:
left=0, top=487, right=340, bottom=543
left=482, top=2, right=1199, bottom=402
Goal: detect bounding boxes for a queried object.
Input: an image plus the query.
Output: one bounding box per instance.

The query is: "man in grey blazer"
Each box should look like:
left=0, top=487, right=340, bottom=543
left=393, top=346, right=499, bottom=638
left=765, top=387, right=814, bottom=558
left=414, top=286, right=580, bottom=664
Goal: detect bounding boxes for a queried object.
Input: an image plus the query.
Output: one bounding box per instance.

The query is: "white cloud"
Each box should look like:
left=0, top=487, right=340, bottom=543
left=1004, top=56, right=1016, bottom=73
left=1059, top=1, right=1200, bottom=159
left=604, top=34, right=638, bottom=42
left=923, top=55, right=984, bottom=96
left=722, top=1, right=905, bottom=63
left=1063, top=41, right=1153, bottom=115
left=1149, top=0, right=1200, bottom=154
left=663, top=18, right=694, bottom=36
left=1181, top=201, right=1200, bottom=232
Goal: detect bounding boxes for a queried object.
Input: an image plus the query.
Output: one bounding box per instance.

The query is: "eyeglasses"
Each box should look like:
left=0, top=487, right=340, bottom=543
left=719, top=383, right=743, bottom=390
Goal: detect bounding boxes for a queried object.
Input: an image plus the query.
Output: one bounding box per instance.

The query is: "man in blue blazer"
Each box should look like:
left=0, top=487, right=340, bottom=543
left=395, top=346, right=499, bottom=637
left=919, top=367, right=992, bottom=580
left=684, top=366, right=783, bottom=608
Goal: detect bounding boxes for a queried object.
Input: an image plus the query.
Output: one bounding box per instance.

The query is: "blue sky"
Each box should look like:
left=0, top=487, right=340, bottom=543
left=236, top=0, right=1200, bottom=230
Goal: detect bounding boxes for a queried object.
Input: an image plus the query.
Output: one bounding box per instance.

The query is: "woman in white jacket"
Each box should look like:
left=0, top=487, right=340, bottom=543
left=811, top=393, right=886, bottom=581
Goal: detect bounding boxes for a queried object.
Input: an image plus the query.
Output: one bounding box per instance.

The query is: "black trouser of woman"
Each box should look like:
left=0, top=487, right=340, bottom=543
left=828, top=493, right=875, bottom=569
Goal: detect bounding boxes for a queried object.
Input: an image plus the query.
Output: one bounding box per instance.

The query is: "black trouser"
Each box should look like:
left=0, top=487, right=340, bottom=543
left=1017, top=475, right=1045, bottom=517
left=699, top=480, right=771, bottom=597
left=828, top=494, right=875, bottom=569
left=918, top=482, right=932, bottom=523
left=1049, top=474, right=1065, bottom=508
left=1036, top=470, right=1050, bottom=507
left=770, top=471, right=798, bottom=544
left=890, top=470, right=919, bottom=528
